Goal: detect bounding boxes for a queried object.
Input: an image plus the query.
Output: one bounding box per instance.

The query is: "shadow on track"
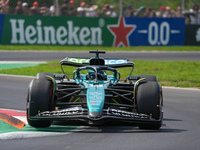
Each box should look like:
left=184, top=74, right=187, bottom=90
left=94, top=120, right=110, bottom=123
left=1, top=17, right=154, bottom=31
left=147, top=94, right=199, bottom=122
left=163, top=118, right=182, bottom=122
left=22, top=118, right=187, bottom=134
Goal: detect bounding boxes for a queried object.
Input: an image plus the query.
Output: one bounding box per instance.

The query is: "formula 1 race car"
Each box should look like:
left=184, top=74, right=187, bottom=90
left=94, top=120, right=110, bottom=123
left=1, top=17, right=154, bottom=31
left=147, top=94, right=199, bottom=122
left=26, top=51, right=163, bottom=129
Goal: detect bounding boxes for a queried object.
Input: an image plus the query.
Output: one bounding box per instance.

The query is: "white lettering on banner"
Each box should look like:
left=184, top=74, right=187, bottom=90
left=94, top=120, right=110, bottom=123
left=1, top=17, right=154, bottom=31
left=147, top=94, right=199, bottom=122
left=10, top=19, right=25, bottom=44
left=80, top=27, right=90, bottom=45
left=148, top=21, right=171, bottom=45
left=91, top=27, right=103, bottom=45
left=43, top=26, right=56, bottom=44
left=10, top=19, right=103, bottom=45
left=56, top=26, right=67, bottom=45
left=67, top=21, right=80, bottom=45
left=25, top=25, right=36, bottom=44
left=36, top=20, right=43, bottom=44
left=138, top=21, right=180, bottom=46
left=196, top=28, right=200, bottom=42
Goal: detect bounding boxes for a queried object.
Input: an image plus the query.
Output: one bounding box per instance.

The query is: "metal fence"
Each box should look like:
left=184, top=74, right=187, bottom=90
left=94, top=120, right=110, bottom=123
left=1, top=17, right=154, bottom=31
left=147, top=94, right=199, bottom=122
left=0, top=0, right=55, bottom=15
left=0, top=0, right=200, bottom=24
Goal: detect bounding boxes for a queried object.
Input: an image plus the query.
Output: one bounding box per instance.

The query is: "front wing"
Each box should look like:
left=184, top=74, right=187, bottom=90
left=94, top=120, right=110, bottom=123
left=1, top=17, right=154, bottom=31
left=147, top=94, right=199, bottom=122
left=28, top=107, right=161, bottom=125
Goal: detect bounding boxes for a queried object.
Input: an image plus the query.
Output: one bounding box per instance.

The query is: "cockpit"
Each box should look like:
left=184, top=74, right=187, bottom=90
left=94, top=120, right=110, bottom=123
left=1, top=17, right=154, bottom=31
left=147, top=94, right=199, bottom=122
left=73, top=66, right=120, bottom=81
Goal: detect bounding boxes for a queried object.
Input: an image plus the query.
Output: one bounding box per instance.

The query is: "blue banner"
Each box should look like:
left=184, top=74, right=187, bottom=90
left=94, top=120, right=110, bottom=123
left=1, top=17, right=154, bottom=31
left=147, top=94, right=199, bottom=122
left=0, top=14, right=5, bottom=43
left=125, top=17, right=185, bottom=46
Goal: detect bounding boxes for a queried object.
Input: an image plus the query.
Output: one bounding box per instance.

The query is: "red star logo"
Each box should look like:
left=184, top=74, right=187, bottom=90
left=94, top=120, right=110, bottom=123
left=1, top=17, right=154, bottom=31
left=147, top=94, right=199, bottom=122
left=107, top=17, right=136, bottom=47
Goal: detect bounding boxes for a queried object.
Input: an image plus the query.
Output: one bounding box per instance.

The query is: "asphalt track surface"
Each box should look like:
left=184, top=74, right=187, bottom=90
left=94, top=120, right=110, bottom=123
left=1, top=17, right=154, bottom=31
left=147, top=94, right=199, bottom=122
left=0, top=51, right=200, bottom=149
left=0, top=75, right=200, bottom=150
left=0, top=51, right=200, bottom=61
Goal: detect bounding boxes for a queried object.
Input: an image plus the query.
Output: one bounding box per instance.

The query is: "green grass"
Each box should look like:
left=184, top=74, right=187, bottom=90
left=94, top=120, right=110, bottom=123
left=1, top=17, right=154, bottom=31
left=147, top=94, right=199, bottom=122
left=0, top=45, right=200, bottom=51
left=0, top=60, right=199, bottom=88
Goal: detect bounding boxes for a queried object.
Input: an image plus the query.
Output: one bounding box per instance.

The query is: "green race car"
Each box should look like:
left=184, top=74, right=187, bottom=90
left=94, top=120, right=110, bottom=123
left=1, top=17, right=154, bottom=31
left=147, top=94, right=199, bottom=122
left=26, top=50, right=163, bottom=129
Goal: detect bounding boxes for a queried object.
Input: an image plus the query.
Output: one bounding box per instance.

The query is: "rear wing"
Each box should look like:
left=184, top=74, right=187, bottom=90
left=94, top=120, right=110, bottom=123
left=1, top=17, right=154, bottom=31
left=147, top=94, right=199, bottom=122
left=60, top=57, right=134, bottom=68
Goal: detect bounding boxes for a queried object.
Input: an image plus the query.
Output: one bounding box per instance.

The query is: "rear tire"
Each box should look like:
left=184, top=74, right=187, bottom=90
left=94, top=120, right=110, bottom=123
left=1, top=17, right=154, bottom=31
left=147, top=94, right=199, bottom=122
left=36, top=73, right=54, bottom=79
left=137, top=75, right=158, bottom=82
left=137, top=81, right=163, bottom=129
left=26, top=79, right=53, bottom=128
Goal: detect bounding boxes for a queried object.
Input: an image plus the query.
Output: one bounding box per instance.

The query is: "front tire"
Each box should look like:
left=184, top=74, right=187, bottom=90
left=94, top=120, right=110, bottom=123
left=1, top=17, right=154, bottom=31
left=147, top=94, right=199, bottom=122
left=26, top=79, right=54, bottom=128
left=137, top=81, right=163, bottom=129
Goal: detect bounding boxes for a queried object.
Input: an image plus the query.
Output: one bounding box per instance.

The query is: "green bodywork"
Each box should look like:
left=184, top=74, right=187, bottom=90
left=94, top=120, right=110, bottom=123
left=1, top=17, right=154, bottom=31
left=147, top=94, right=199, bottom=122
left=74, top=69, right=119, bottom=114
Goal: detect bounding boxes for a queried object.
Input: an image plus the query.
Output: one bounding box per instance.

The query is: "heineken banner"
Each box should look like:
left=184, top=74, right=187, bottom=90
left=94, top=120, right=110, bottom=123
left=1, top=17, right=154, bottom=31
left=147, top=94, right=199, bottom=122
left=0, top=14, right=185, bottom=46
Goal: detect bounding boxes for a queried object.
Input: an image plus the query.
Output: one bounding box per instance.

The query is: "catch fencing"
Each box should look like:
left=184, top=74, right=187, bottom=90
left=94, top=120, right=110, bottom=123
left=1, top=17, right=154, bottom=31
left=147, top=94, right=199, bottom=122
left=0, top=0, right=191, bottom=17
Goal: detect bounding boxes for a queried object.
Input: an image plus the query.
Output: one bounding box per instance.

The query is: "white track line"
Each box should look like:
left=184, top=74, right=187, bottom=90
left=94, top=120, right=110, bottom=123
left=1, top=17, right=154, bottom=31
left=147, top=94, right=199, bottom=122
left=0, top=74, right=35, bottom=78
left=0, top=108, right=88, bottom=140
left=0, top=125, right=88, bottom=140
left=0, top=132, right=71, bottom=140
left=163, top=86, right=200, bottom=91
left=0, top=61, right=47, bottom=64
left=0, top=126, right=88, bottom=140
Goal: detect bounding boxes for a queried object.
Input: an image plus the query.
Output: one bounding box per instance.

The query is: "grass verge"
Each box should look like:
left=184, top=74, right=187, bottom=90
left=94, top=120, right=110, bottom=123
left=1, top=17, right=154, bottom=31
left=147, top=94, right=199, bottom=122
left=0, top=45, right=200, bottom=51
left=0, top=60, right=199, bottom=88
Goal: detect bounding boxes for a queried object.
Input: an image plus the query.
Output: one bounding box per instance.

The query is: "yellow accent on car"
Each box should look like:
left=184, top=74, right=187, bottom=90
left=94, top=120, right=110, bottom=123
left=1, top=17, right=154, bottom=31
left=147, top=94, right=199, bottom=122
left=133, top=78, right=146, bottom=98
left=112, top=98, right=119, bottom=104
left=73, top=97, right=80, bottom=103
left=46, top=75, right=56, bottom=94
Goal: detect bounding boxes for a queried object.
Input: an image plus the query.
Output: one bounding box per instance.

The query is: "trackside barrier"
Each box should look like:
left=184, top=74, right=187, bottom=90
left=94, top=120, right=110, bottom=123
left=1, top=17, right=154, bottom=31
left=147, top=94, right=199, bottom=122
left=0, top=14, right=185, bottom=46
left=185, top=25, right=200, bottom=46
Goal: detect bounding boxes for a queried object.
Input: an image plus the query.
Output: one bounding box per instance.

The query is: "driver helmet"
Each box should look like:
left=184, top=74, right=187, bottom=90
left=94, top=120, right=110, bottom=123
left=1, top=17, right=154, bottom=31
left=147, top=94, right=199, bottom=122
left=86, top=70, right=95, bottom=80
left=97, top=70, right=107, bottom=80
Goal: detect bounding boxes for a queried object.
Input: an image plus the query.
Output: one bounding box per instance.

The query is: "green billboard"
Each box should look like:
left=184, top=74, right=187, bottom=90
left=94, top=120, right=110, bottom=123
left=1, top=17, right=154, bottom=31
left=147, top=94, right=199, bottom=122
left=2, top=15, right=117, bottom=46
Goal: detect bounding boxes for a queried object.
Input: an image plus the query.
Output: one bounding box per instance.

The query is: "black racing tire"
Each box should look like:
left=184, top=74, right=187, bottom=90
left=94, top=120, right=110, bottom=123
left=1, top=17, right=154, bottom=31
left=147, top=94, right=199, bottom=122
left=36, top=73, right=54, bottom=79
left=137, top=75, right=158, bottom=82
left=26, top=79, right=53, bottom=128
left=137, top=81, right=163, bottom=129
